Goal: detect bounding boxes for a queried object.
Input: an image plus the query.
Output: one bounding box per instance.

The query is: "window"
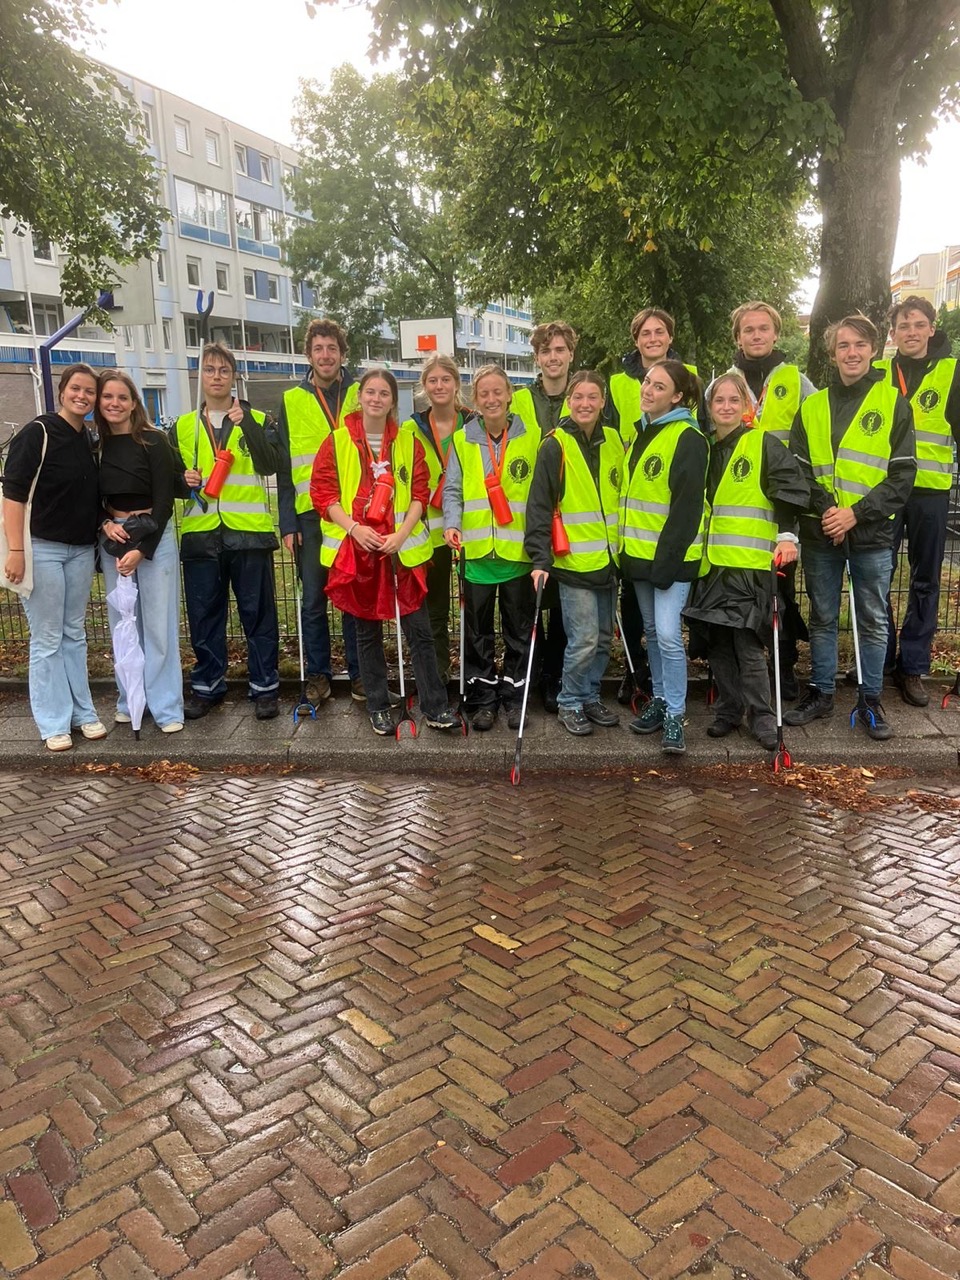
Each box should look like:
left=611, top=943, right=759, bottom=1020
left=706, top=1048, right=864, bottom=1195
left=215, top=263, right=229, bottom=293
left=143, top=324, right=155, bottom=351
left=243, top=271, right=255, bottom=298
left=122, top=326, right=134, bottom=349
left=141, top=105, right=154, bottom=142
left=155, top=250, right=166, bottom=284
left=186, top=257, right=201, bottom=288
left=174, top=117, right=190, bottom=154
left=266, top=274, right=279, bottom=302
left=32, top=302, right=63, bottom=335
left=184, top=316, right=200, bottom=347
left=258, top=154, right=272, bottom=184
left=162, top=318, right=173, bottom=351
left=234, top=143, right=247, bottom=175
left=283, top=162, right=296, bottom=187
left=487, top=320, right=494, bottom=337
left=33, top=235, right=54, bottom=262
left=235, top=199, right=280, bottom=245
left=205, top=130, right=221, bottom=166
left=174, top=179, right=229, bottom=236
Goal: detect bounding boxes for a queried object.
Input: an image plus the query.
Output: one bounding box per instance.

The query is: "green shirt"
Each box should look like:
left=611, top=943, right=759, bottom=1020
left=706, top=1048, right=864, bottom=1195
left=466, top=553, right=529, bottom=585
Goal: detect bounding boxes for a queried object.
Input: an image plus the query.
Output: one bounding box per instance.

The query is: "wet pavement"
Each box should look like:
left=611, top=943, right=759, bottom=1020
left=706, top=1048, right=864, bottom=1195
left=1, top=767, right=960, bottom=1278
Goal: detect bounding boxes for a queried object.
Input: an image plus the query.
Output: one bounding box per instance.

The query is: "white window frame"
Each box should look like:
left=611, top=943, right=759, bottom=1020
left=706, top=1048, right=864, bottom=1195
left=266, top=274, right=279, bottom=303
left=243, top=271, right=256, bottom=299
left=186, top=258, right=201, bottom=288
left=258, top=154, right=272, bottom=184
left=234, top=143, right=247, bottom=175
left=143, top=324, right=155, bottom=352
left=205, top=130, right=221, bottom=166
left=162, top=318, right=173, bottom=351
left=174, top=117, right=191, bottom=154
left=141, top=104, right=154, bottom=142
left=33, top=235, right=54, bottom=263
left=155, top=250, right=166, bottom=284
left=215, top=263, right=230, bottom=293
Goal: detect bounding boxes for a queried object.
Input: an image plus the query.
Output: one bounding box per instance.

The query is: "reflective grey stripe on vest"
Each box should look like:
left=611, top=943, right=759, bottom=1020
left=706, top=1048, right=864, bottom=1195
left=767, top=428, right=790, bottom=444
left=917, top=458, right=953, bottom=473
left=711, top=505, right=774, bottom=522
left=626, top=528, right=659, bottom=544
left=710, top=532, right=775, bottom=552
left=463, top=498, right=490, bottom=513
left=916, top=430, right=952, bottom=446
left=567, top=538, right=610, bottom=553
left=294, top=478, right=312, bottom=498
left=216, top=500, right=271, bottom=515
left=463, top=525, right=526, bottom=544
left=322, top=533, right=340, bottom=553
left=426, top=511, right=445, bottom=532
left=836, top=478, right=873, bottom=497
left=622, top=497, right=670, bottom=515
left=290, top=452, right=316, bottom=468
left=838, top=446, right=888, bottom=469
left=810, top=463, right=832, bottom=477
left=393, top=509, right=429, bottom=551
left=225, top=474, right=266, bottom=487
left=562, top=509, right=604, bottom=526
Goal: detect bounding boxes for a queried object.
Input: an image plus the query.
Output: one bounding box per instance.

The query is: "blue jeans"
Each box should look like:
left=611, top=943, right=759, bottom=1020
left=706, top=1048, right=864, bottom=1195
left=183, top=549, right=279, bottom=700
left=633, top=579, right=691, bottom=717
left=557, top=580, right=616, bottom=710
left=298, top=511, right=359, bottom=681
left=803, top=542, right=890, bottom=698
left=102, top=523, right=183, bottom=728
left=21, top=539, right=98, bottom=739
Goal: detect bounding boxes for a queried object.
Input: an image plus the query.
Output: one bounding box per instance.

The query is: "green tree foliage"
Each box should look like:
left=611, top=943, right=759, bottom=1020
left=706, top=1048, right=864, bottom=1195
left=357, top=0, right=960, bottom=382
left=0, top=1, right=162, bottom=310
left=936, top=304, right=960, bottom=359
left=285, top=66, right=459, bottom=357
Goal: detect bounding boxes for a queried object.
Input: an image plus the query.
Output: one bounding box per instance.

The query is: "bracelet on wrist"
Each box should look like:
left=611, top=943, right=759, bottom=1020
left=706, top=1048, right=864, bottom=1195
left=8, top=548, right=23, bottom=553
left=347, top=521, right=358, bottom=539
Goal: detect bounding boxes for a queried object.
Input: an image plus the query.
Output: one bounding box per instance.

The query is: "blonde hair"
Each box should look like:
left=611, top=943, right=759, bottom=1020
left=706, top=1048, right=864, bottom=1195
left=707, top=372, right=751, bottom=411
left=824, top=313, right=879, bottom=357
left=418, top=353, right=465, bottom=411
left=471, top=363, right=513, bottom=408
left=731, top=301, right=782, bottom=342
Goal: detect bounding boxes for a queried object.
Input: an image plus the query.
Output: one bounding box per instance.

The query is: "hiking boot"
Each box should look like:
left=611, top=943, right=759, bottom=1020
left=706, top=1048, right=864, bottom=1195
left=629, top=696, right=666, bottom=735
left=506, top=705, right=524, bottom=731
left=783, top=686, right=834, bottom=726
left=558, top=706, right=593, bottom=736
left=894, top=670, right=929, bottom=707
left=426, top=708, right=460, bottom=731
left=254, top=696, right=279, bottom=721
left=369, top=708, right=395, bottom=735
left=857, top=698, right=894, bottom=740
left=540, top=676, right=560, bottom=713
left=661, top=714, right=686, bottom=754
left=706, top=718, right=740, bottom=738
left=185, top=693, right=219, bottom=720
left=471, top=707, right=496, bottom=731
left=306, top=675, right=331, bottom=704
left=583, top=700, right=619, bottom=727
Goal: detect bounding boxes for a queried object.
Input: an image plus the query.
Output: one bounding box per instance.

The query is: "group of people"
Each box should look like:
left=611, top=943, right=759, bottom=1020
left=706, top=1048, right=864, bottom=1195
left=2, top=294, right=957, bottom=755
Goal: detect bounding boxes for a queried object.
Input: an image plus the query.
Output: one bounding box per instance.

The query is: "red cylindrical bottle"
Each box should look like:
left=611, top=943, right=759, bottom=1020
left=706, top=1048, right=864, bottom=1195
left=429, top=474, right=446, bottom=510
left=203, top=448, right=235, bottom=498
left=551, top=511, right=571, bottom=555
left=484, top=473, right=514, bottom=525
left=366, top=470, right=395, bottom=522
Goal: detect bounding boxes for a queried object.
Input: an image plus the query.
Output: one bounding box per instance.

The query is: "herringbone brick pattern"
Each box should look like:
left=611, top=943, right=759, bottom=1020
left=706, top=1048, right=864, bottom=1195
left=1, top=768, right=960, bottom=1279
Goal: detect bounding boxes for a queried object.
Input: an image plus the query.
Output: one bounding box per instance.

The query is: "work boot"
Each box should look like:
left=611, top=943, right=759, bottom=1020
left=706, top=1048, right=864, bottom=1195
left=351, top=678, right=366, bottom=702
left=184, top=693, right=220, bottom=720
left=661, top=714, right=686, bottom=755
left=471, top=707, right=496, bottom=731
left=857, top=698, right=894, bottom=740
left=305, top=675, right=331, bottom=704
left=629, top=696, right=666, bottom=735
left=558, top=706, right=593, bottom=736
left=254, top=696, right=279, bottom=721
left=706, top=717, right=740, bottom=738
left=783, top=686, right=834, bottom=726
left=894, top=670, right=929, bottom=707
left=582, top=700, right=619, bottom=727
left=506, top=705, right=524, bottom=731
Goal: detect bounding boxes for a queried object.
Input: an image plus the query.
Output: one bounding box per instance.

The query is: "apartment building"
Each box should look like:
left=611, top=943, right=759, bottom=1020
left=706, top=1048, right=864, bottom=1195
left=0, top=65, right=535, bottom=432
left=889, top=245, right=960, bottom=315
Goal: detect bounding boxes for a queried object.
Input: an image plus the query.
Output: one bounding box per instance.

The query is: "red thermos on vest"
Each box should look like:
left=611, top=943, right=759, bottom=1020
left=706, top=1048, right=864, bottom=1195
left=484, top=472, right=514, bottom=525
left=366, top=469, right=395, bottom=522
left=203, top=448, right=235, bottom=499
left=551, top=511, right=571, bottom=555
left=429, top=474, right=446, bottom=510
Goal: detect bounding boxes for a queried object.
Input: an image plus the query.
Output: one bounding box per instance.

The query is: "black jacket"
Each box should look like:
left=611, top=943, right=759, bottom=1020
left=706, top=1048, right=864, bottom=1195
left=2, top=414, right=99, bottom=545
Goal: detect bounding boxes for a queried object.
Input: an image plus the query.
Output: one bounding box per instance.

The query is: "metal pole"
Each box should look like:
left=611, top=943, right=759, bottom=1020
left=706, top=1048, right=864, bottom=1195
left=40, top=290, right=113, bottom=411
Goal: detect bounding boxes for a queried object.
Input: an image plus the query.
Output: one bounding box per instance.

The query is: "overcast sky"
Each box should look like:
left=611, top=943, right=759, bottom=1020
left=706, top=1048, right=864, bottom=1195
left=89, top=0, right=958, bottom=302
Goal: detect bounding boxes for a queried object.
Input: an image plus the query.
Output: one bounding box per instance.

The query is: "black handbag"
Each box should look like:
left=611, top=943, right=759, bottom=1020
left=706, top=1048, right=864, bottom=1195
left=101, top=513, right=159, bottom=557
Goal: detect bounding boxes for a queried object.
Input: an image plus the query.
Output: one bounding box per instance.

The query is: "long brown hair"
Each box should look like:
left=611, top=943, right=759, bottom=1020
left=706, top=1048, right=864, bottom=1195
left=95, top=369, right=154, bottom=444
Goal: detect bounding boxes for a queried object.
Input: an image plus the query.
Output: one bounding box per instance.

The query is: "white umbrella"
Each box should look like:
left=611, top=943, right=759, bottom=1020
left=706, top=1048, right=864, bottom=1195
left=106, top=574, right=147, bottom=737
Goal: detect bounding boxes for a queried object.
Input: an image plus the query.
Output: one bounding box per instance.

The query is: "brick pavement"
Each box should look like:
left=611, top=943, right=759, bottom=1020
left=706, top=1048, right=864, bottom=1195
left=1, top=767, right=960, bottom=1279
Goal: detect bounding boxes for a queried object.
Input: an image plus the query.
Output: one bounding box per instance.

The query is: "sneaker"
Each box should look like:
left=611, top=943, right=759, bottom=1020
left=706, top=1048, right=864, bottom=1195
left=558, top=706, right=593, bottom=736
left=857, top=698, right=894, bottom=740
left=305, top=675, right=331, bottom=704
left=706, top=718, right=740, bottom=738
left=160, top=721, right=184, bottom=734
left=78, top=721, right=108, bottom=740
left=370, top=708, right=395, bottom=735
left=783, top=686, right=835, bottom=726
left=661, top=714, right=686, bottom=754
left=895, top=670, right=929, bottom=707
left=114, top=711, right=132, bottom=724
left=45, top=733, right=73, bottom=752
left=629, top=696, right=666, bottom=735
left=540, top=676, right=560, bottom=713
left=426, top=708, right=461, bottom=731
left=506, top=705, right=524, bottom=731
left=471, top=707, right=496, bottom=731
left=582, top=700, right=619, bottom=727
left=254, top=696, right=279, bottom=721
left=185, top=694, right=219, bottom=720
left=351, top=678, right=366, bottom=702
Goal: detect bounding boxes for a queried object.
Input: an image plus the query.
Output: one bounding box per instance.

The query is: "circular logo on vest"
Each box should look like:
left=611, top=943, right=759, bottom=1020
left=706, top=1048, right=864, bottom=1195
left=608, top=465, right=621, bottom=490
left=918, top=388, right=941, bottom=412
left=731, top=455, right=752, bottom=482
left=508, top=457, right=530, bottom=483
left=397, top=463, right=410, bottom=486
left=236, top=436, right=250, bottom=458
left=858, top=410, right=883, bottom=436
left=643, top=454, right=663, bottom=480
left=774, top=384, right=787, bottom=399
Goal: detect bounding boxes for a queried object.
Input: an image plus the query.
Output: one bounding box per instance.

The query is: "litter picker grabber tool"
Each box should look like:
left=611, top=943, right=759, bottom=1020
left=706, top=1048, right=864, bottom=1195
left=392, top=556, right=417, bottom=739
left=770, top=558, right=792, bottom=773
left=510, top=575, right=545, bottom=787
left=188, top=290, right=215, bottom=514
left=455, top=548, right=469, bottom=735
left=616, top=603, right=647, bottom=713
left=291, top=540, right=316, bottom=725
left=845, top=553, right=875, bottom=731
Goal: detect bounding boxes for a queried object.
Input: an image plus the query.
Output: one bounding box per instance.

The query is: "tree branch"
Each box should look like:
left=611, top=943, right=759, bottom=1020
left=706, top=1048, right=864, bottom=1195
left=767, top=0, right=833, bottom=104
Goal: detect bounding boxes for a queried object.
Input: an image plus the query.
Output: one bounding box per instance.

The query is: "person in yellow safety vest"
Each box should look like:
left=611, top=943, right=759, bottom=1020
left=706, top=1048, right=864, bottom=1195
left=401, top=353, right=473, bottom=685
left=705, top=300, right=819, bottom=702
left=785, top=315, right=916, bottom=741
left=620, top=360, right=708, bottom=756
left=310, top=367, right=459, bottom=736
left=608, top=307, right=699, bottom=711
left=524, top=371, right=624, bottom=736
left=684, top=373, right=809, bottom=753
left=875, top=294, right=960, bottom=707
left=276, top=318, right=361, bottom=706
left=443, top=364, right=538, bottom=732
left=175, top=342, right=281, bottom=721
left=511, top=320, right=579, bottom=713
